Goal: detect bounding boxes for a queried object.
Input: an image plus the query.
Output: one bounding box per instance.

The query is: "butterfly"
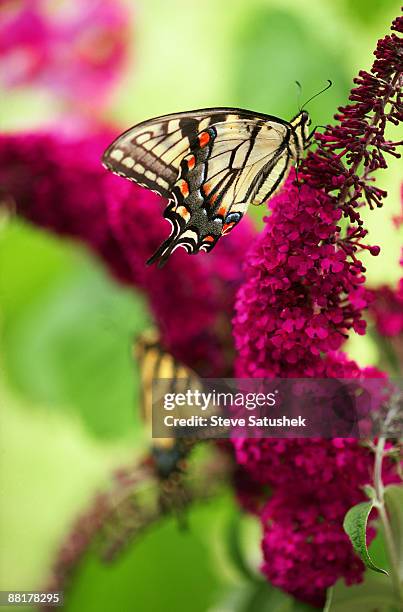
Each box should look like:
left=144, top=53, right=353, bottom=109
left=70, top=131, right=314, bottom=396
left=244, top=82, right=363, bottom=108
left=102, top=107, right=312, bottom=266
left=134, top=328, right=200, bottom=484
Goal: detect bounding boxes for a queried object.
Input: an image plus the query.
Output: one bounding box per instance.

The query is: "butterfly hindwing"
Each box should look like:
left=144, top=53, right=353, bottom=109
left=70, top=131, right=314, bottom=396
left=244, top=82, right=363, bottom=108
left=149, top=116, right=291, bottom=265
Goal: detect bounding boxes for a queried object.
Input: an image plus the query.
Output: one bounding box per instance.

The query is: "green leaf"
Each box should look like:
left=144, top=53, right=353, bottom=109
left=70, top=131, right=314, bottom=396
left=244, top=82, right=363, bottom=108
left=363, top=484, right=376, bottom=501
left=343, top=502, right=388, bottom=575
left=384, top=485, right=403, bottom=580
left=325, top=575, right=398, bottom=612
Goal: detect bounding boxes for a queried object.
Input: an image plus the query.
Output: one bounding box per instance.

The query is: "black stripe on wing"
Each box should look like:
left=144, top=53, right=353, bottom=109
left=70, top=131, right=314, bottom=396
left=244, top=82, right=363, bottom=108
left=262, top=153, right=291, bottom=200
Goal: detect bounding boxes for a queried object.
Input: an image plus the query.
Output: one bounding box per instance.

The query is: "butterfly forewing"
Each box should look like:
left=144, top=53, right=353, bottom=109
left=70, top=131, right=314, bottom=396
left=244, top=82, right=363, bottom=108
left=102, top=109, right=234, bottom=199
left=103, top=118, right=187, bottom=199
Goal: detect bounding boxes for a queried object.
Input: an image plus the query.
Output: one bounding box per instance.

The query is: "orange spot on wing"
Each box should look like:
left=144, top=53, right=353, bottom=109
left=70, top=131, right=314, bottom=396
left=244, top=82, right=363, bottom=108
left=203, top=235, right=215, bottom=243
left=210, top=193, right=218, bottom=204
left=177, top=206, right=190, bottom=222
left=222, top=222, right=235, bottom=235
left=203, top=182, right=212, bottom=195
left=179, top=180, right=189, bottom=196
left=187, top=155, right=196, bottom=170
left=218, top=206, right=227, bottom=217
left=198, top=132, right=210, bottom=148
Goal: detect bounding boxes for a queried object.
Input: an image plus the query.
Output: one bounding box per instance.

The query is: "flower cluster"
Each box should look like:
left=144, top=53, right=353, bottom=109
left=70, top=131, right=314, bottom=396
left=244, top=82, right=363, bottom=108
left=303, top=15, right=403, bottom=207
left=0, top=0, right=129, bottom=111
left=0, top=130, right=254, bottom=375
left=232, top=14, right=402, bottom=607
left=234, top=174, right=372, bottom=378
left=260, top=488, right=369, bottom=607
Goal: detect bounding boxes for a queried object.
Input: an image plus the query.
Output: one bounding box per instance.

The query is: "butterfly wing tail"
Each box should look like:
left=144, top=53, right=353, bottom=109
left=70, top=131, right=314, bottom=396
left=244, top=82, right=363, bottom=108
left=146, top=236, right=177, bottom=268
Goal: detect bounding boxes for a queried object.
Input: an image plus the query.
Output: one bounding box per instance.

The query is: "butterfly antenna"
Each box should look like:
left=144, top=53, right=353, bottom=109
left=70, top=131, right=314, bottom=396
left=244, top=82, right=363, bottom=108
left=295, top=80, right=303, bottom=113
left=301, top=80, right=333, bottom=110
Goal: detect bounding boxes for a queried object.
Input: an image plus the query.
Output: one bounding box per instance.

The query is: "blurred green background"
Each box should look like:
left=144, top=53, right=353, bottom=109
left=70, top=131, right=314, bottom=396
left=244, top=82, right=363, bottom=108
left=0, top=1, right=401, bottom=610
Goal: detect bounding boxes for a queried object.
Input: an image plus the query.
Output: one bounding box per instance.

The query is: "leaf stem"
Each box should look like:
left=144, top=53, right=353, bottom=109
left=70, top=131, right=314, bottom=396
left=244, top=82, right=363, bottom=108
left=373, top=436, right=403, bottom=605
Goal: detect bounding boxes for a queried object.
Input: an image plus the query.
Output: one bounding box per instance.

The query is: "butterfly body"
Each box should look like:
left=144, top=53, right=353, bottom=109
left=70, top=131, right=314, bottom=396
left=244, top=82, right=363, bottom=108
left=103, top=108, right=311, bottom=266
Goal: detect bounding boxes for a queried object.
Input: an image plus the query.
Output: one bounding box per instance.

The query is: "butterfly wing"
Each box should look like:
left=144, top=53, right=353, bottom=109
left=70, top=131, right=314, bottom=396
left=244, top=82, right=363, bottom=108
left=103, top=108, right=292, bottom=266
left=102, top=109, right=233, bottom=199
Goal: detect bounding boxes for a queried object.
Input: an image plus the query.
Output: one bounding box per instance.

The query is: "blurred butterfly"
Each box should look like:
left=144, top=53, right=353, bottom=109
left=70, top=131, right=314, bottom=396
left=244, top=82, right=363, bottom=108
left=102, top=107, right=312, bottom=266
left=134, top=329, right=202, bottom=510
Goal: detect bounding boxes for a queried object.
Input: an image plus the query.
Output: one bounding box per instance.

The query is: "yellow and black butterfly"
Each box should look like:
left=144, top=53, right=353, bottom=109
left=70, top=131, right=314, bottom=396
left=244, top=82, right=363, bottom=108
left=134, top=329, right=200, bottom=485
left=102, top=107, right=312, bottom=266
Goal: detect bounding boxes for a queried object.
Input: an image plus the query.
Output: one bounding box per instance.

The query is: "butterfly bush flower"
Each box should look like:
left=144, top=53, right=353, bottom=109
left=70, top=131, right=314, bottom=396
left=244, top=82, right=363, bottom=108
left=260, top=487, right=370, bottom=606
left=0, top=130, right=254, bottom=375
left=0, top=0, right=129, bottom=111
left=233, top=14, right=402, bottom=606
